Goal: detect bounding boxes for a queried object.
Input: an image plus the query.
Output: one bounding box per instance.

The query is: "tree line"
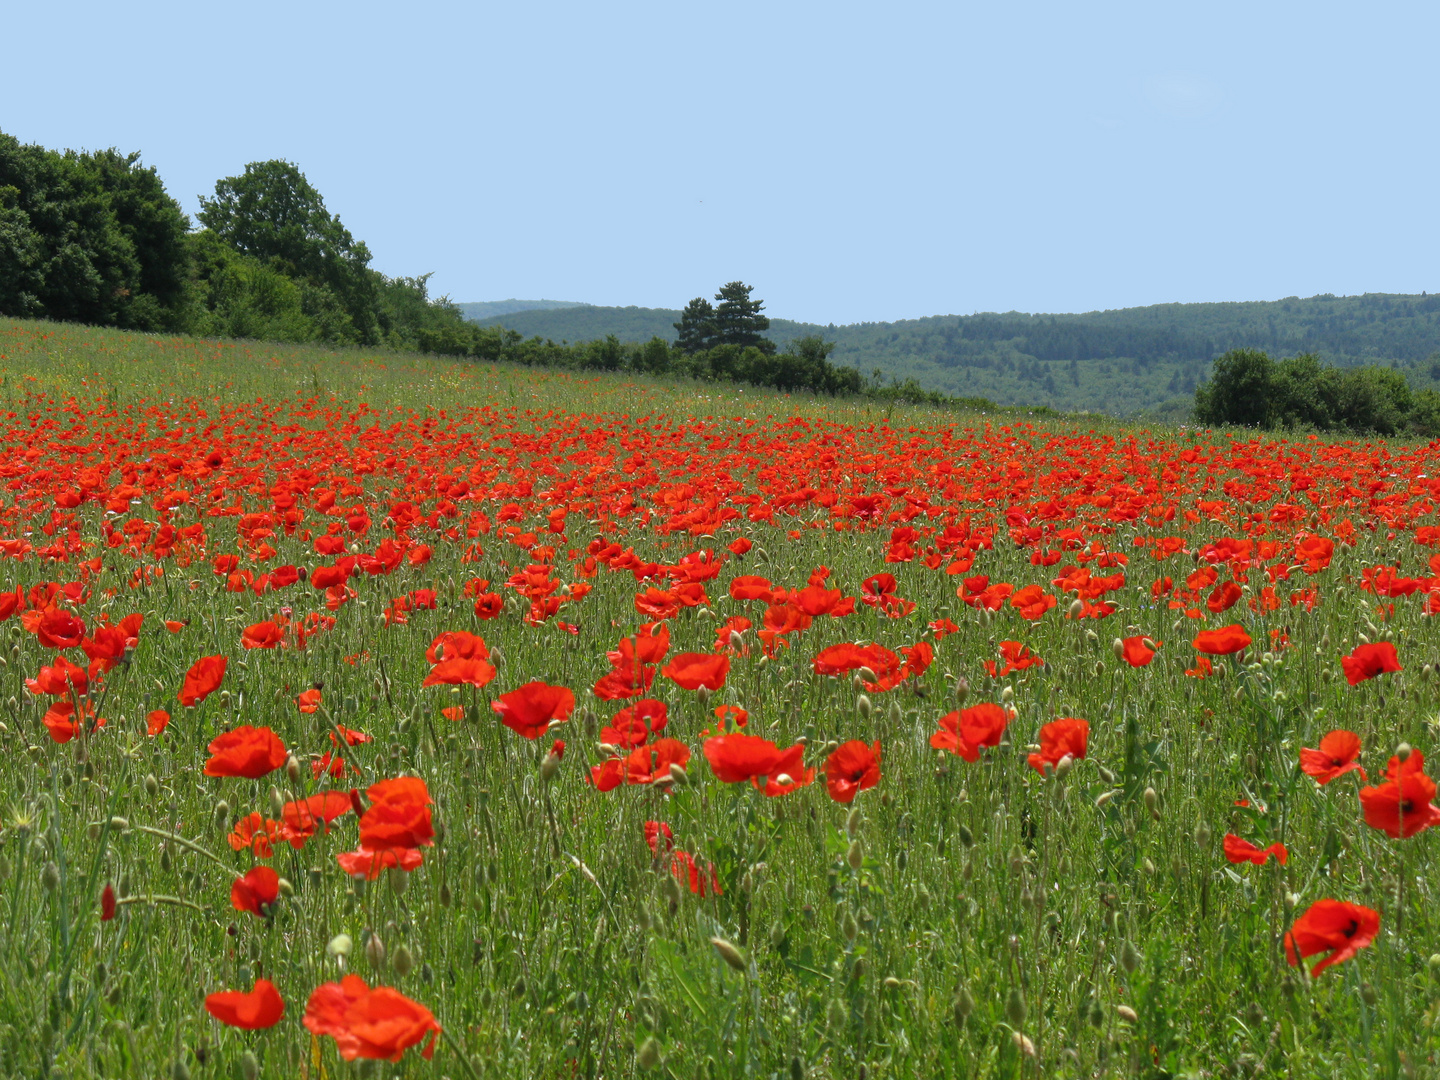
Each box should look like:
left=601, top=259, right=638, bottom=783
left=0, top=131, right=908, bottom=402
left=1194, top=348, right=1440, bottom=438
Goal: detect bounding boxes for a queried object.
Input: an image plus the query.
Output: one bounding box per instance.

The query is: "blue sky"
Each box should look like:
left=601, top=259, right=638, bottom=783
left=7, top=1, right=1436, bottom=324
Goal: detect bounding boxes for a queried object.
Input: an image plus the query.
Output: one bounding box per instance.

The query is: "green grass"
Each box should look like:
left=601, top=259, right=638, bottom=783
left=0, top=318, right=1438, bottom=1079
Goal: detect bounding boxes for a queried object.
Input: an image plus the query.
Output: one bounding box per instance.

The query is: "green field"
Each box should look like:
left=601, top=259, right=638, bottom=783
left=1, top=318, right=1439, bottom=1080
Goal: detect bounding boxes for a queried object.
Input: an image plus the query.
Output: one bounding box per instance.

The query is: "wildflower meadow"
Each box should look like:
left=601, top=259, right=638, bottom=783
left=2, top=318, right=1439, bottom=1079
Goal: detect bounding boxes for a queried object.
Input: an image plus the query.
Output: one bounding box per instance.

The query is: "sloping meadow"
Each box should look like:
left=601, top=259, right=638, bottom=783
left=2, top=373, right=1440, bottom=1078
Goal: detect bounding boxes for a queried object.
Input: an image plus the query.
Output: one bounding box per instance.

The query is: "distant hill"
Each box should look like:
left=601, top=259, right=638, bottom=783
left=455, top=299, right=586, bottom=322
left=464, top=293, right=1440, bottom=416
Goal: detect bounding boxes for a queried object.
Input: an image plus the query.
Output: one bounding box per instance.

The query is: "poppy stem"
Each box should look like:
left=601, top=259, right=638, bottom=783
left=132, top=825, right=231, bottom=871
left=439, top=1023, right=483, bottom=1080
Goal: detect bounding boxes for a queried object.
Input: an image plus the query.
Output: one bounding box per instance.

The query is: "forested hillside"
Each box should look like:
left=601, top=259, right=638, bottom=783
left=469, top=293, right=1440, bottom=415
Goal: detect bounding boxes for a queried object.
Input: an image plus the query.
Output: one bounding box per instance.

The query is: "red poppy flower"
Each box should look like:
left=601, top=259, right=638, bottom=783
left=1118, top=637, right=1160, bottom=667
left=425, top=630, right=490, bottom=664
left=231, top=866, right=280, bottom=917
left=701, top=732, right=812, bottom=793
left=1026, top=717, right=1088, bottom=775
left=297, top=688, right=323, bottom=714
left=178, top=655, right=227, bottom=707
left=729, top=575, right=773, bottom=601
left=146, top=709, right=171, bottom=736
left=1222, top=834, right=1288, bottom=866
left=42, top=700, right=102, bottom=744
left=662, top=652, right=730, bottom=691
left=1299, top=730, right=1365, bottom=785
left=205, top=979, right=286, bottom=1030
left=1358, top=751, right=1440, bottom=838
left=703, top=732, right=782, bottom=783
left=1341, top=642, right=1402, bottom=686
left=624, top=738, right=692, bottom=785
left=303, top=975, right=440, bottom=1062
left=825, top=740, right=881, bottom=803
left=1284, top=899, right=1380, bottom=976
left=1192, top=625, right=1251, bottom=656
left=727, top=537, right=753, bottom=556
left=25, top=654, right=89, bottom=697
left=644, top=820, right=674, bottom=854
left=35, top=608, right=86, bottom=649
left=931, top=703, right=1010, bottom=762
left=100, top=882, right=116, bottom=921
left=336, top=846, right=425, bottom=879
left=1205, top=580, right=1242, bottom=614
left=358, top=777, right=434, bottom=852
left=812, top=641, right=899, bottom=677
left=440, top=705, right=465, bottom=722
left=280, top=792, right=354, bottom=847
left=491, top=681, right=575, bottom=740
left=754, top=742, right=815, bottom=796
left=422, top=657, right=497, bottom=688
left=205, top=726, right=288, bottom=779
left=228, top=813, right=281, bottom=858
left=241, top=620, right=285, bottom=649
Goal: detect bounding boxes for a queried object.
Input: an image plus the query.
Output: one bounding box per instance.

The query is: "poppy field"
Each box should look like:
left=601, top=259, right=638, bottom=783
left=4, top=320, right=1440, bottom=1079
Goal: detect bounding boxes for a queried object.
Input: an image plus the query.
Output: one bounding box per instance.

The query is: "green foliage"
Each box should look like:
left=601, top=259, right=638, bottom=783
left=0, top=130, right=191, bottom=330
left=474, top=293, right=1440, bottom=416
left=712, top=281, right=775, bottom=354
left=197, top=160, right=379, bottom=343
left=1195, top=348, right=1436, bottom=437
left=675, top=297, right=716, bottom=354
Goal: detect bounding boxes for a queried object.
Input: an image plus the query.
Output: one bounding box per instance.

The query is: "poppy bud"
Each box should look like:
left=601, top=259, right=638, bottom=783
left=393, top=944, right=415, bottom=978
left=957, top=824, right=974, bottom=848
left=1112, top=639, right=1125, bottom=660
left=842, top=911, right=858, bottom=942
left=327, top=932, right=353, bottom=959
left=1069, top=598, right=1084, bottom=619
left=1284, top=891, right=1298, bottom=911
left=1361, top=983, right=1378, bottom=1006
left=387, top=867, right=409, bottom=896
left=1000, top=685, right=1014, bottom=703
left=1428, top=953, right=1440, bottom=972
left=1097, top=765, right=1116, bottom=784
left=366, top=932, right=386, bottom=969
left=285, top=756, right=302, bottom=784
left=1094, top=660, right=1105, bottom=677
left=269, top=788, right=284, bottom=818
left=662, top=873, right=682, bottom=911
left=490, top=646, right=505, bottom=669
left=1143, top=787, right=1159, bottom=817
left=213, top=800, right=230, bottom=831
left=710, top=937, right=747, bottom=972
left=171, top=1060, right=191, bottom=1080
left=160, top=845, right=173, bottom=873
left=144, top=774, right=159, bottom=797
left=856, top=695, right=872, bottom=719
left=1005, top=987, right=1026, bottom=1028
left=1397, top=742, right=1413, bottom=763
left=638, top=906, right=652, bottom=933
left=827, top=999, right=847, bottom=1030
left=1094, top=790, right=1118, bottom=809
left=1120, top=939, right=1141, bottom=974
left=1193, top=820, right=1211, bottom=848
left=846, top=806, right=862, bottom=837
left=1054, top=754, right=1074, bottom=780
left=240, top=1051, right=259, bottom=1080
left=954, top=676, right=969, bottom=703
left=953, top=986, right=975, bottom=1024
left=41, top=860, right=60, bottom=893
left=887, top=699, right=903, bottom=726
left=637, top=1037, right=662, bottom=1070
left=847, top=840, right=863, bottom=870
left=540, top=751, right=561, bottom=783
left=1013, top=1032, right=1036, bottom=1057
left=1116, top=1004, right=1138, bottom=1023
